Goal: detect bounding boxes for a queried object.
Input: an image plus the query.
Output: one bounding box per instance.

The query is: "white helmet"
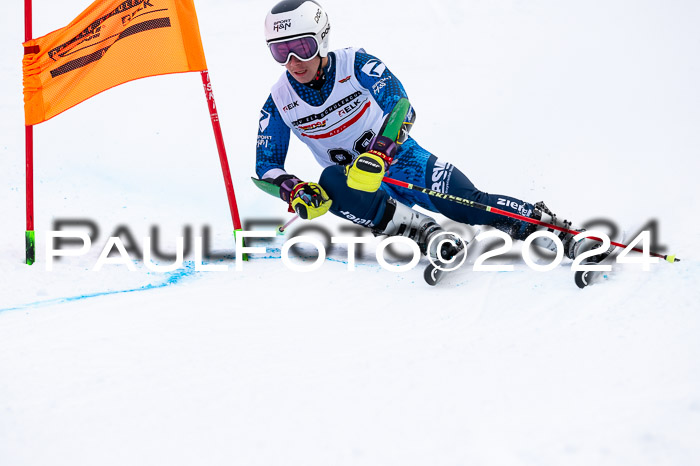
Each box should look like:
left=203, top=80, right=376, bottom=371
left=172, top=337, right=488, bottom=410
left=264, top=0, right=331, bottom=60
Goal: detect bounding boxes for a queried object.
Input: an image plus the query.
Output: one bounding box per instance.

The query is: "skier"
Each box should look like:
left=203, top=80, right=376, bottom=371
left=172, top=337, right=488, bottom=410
left=256, top=0, right=595, bottom=266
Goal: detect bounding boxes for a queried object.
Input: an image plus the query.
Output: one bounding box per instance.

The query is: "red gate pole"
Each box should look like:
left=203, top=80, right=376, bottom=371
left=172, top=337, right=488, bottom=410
left=200, top=70, right=246, bottom=258
left=25, top=0, right=35, bottom=265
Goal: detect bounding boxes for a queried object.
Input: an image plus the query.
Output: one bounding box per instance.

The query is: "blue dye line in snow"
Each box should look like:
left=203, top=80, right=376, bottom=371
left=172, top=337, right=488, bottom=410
left=0, top=262, right=198, bottom=314
left=1, top=252, right=389, bottom=314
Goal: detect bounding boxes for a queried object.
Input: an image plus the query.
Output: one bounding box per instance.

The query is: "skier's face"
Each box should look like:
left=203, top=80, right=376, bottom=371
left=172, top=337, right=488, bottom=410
left=285, top=55, right=320, bottom=84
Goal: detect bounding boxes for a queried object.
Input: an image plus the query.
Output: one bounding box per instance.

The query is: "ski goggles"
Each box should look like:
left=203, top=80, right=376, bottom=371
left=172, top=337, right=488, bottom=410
left=268, top=36, right=319, bottom=65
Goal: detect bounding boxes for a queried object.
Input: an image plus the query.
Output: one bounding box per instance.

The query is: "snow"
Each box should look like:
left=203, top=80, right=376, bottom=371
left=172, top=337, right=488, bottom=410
left=1, top=0, right=700, bottom=465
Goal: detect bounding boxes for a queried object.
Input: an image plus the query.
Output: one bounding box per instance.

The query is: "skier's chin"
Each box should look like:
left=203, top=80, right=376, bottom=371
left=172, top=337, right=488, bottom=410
left=285, top=56, right=320, bottom=84
left=290, top=69, right=313, bottom=83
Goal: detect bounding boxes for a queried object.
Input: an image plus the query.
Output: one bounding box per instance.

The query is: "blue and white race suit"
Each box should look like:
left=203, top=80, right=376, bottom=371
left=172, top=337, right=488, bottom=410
left=256, top=47, right=535, bottom=237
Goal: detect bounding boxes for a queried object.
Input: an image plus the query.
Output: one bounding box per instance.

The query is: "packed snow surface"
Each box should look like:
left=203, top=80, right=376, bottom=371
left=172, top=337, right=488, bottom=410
left=1, top=1, right=699, bottom=465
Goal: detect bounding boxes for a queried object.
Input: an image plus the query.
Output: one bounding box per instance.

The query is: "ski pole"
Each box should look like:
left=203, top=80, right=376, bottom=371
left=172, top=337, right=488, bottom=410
left=278, top=214, right=299, bottom=234
left=382, top=176, right=679, bottom=263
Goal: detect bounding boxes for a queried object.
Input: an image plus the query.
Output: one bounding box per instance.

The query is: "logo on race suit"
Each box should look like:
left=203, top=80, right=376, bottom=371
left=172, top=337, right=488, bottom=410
left=257, top=135, right=272, bottom=148
left=497, top=198, right=533, bottom=217
left=338, top=75, right=351, bottom=83
left=337, top=98, right=363, bottom=117
left=298, top=120, right=327, bottom=131
left=273, top=19, right=291, bottom=32
left=361, top=59, right=386, bottom=77
left=431, top=160, right=454, bottom=193
left=259, top=109, right=271, bottom=132
left=282, top=101, right=299, bottom=112
left=305, top=100, right=371, bottom=139
left=292, top=91, right=362, bottom=126
left=292, top=91, right=371, bottom=140
left=339, top=210, right=374, bottom=227
left=371, top=76, right=392, bottom=95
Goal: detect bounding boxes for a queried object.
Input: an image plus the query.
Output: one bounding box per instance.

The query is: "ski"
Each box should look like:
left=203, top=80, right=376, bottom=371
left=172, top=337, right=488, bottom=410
left=424, top=247, right=468, bottom=286
left=423, top=228, right=480, bottom=286
left=574, top=259, right=615, bottom=289
left=574, top=232, right=626, bottom=289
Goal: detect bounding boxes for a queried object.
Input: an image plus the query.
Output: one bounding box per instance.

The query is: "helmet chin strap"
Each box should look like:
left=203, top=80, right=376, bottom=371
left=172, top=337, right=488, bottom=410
left=306, top=56, right=326, bottom=90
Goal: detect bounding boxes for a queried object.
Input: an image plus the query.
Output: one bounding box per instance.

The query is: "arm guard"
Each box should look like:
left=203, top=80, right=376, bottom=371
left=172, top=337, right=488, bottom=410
left=368, top=97, right=416, bottom=164
left=345, top=98, right=416, bottom=192
left=262, top=173, right=302, bottom=204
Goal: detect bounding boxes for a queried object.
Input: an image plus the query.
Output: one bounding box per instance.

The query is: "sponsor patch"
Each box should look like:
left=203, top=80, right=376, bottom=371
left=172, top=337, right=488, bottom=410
left=340, top=210, right=374, bottom=227
left=431, top=160, right=454, bottom=193
left=298, top=120, right=327, bottom=131
left=497, top=198, right=533, bottom=217
left=257, top=135, right=272, bottom=148
left=371, top=76, right=392, bottom=94
left=282, top=101, right=299, bottom=112
left=361, top=59, right=386, bottom=77
left=301, top=101, right=372, bottom=139
left=292, top=91, right=362, bottom=126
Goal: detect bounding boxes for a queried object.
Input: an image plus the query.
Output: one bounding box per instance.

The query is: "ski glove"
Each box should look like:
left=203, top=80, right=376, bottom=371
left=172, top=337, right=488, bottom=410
left=346, top=136, right=396, bottom=193
left=274, top=174, right=303, bottom=203
left=289, top=182, right=332, bottom=220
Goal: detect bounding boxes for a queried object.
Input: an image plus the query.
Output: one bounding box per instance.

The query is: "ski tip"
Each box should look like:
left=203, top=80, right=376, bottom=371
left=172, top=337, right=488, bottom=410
left=423, top=265, right=440, bottom=286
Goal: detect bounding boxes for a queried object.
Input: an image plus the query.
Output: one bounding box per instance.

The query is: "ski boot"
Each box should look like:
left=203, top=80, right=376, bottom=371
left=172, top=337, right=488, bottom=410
left=527, top=201, right=615, bottom=262
left=372, top=198, right=465, bottom=262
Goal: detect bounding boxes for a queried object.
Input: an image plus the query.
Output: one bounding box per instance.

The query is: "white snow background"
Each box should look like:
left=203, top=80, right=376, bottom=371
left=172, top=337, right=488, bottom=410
left=1, top=0, right=700, bottom=465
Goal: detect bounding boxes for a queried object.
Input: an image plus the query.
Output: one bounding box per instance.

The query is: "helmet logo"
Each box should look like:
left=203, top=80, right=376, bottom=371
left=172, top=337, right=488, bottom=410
left=314, top=9, right=322, bottom=23
left=273, top=19, right=292, bottom=32
left=321, top=24, right=330, bottom=40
